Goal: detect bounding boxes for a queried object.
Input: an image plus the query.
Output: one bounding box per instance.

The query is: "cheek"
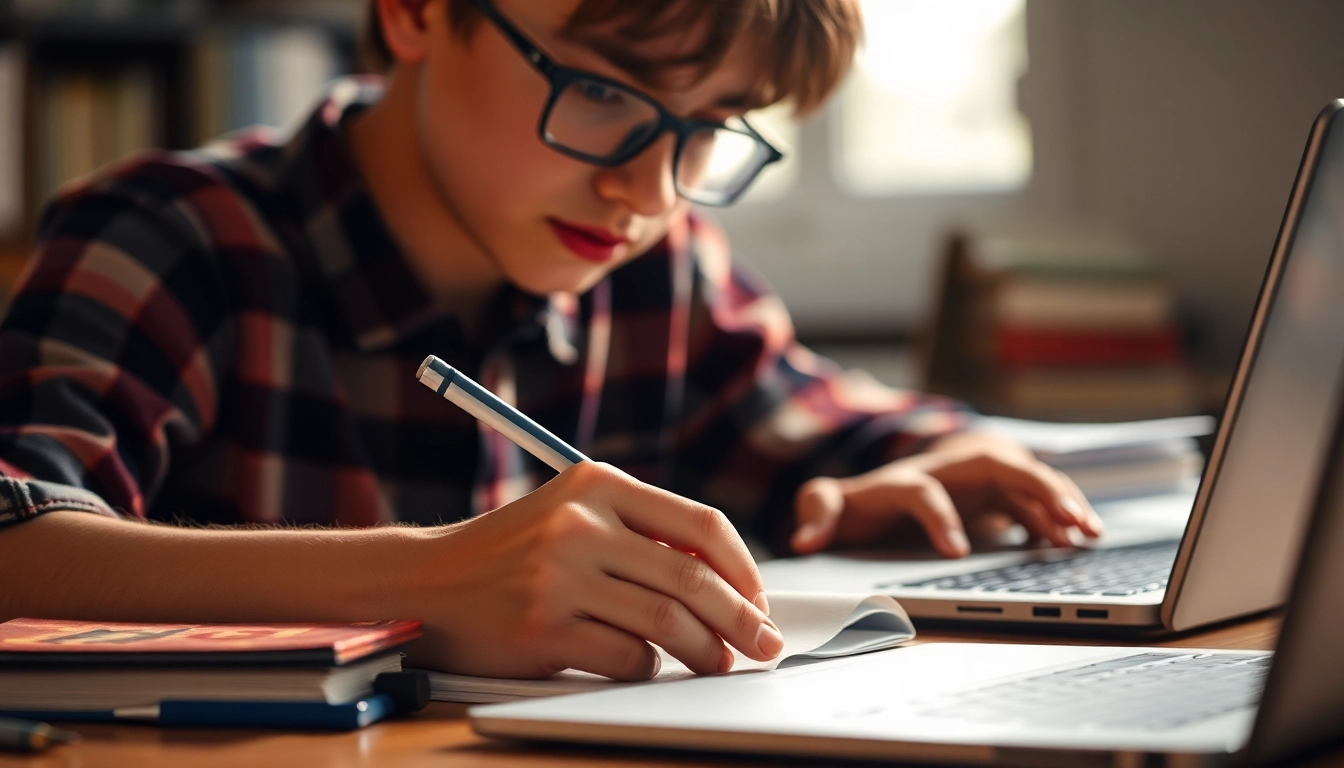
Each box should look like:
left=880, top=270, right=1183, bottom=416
left=416, top=47, right=582, bottom=222
left=630, top=201, right=689, bottom=254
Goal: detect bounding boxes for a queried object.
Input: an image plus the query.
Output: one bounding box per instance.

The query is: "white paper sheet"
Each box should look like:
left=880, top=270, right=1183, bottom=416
left=974, top=414, right=1215, bottom=457
left=422, top=592, right=914, bottom=703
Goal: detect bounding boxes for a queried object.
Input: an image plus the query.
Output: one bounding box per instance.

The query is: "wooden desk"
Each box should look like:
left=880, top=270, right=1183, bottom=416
left=2, top=615, right=1329, bottom=768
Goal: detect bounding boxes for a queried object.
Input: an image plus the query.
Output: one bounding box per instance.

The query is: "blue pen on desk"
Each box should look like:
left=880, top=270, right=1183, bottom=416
left=2, top=696, right=395, bottom=731
left=416, top=355, right=589, bottom=471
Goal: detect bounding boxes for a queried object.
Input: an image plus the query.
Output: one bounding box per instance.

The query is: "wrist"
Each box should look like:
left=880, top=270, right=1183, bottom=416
left=928, top=429, right=1029, bottom=457
left=338, top=524, right=448, bottom=621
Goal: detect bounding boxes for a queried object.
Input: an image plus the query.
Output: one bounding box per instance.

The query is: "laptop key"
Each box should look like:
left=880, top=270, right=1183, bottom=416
left=883, top=540, right=1180, bottom=596
left=914, top=652, right=1272, bottom=731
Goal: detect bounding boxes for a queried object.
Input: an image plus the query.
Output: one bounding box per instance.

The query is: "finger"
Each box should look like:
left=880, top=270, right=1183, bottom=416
left=570, top=463, right=767, bottom=612
left=940, top=453, right=1093, bottom=533
left=559, top=618, right=662, bottom=682
left=604, top=531, right=783, bottom=663
left=841, top=475, right=971, bottom=558
left=792, top=476, right=847, bottom=554
left=582, top=574, right=734, bottom=675
left=1003, top=489, right=1074, bottom=548
left=1053, top=470, right=1105, bottom=537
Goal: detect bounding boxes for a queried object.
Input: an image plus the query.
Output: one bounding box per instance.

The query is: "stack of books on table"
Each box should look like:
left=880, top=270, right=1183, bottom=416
left=976, top=414, right=1216, bottom=502
left=924, top=222, right=1202, bottom=421
left=0, top=618, right=422, bottom=730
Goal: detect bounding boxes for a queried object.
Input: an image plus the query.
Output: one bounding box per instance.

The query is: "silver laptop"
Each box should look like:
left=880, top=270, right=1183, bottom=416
left=471, top=281, right=1344, bottom=765
left=761, top=99, right=1344, bottom=632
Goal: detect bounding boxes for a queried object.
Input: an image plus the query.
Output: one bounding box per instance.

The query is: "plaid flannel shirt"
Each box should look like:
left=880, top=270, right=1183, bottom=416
left=0, top=78, right=970, bottom=550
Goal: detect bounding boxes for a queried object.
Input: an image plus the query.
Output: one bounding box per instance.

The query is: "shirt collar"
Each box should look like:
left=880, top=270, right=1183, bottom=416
left=284, top=77, right=582, bottom=360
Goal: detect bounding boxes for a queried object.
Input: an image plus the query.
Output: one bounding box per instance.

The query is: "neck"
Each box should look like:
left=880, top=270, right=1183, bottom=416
left=347, top=69, right=503, bottom=323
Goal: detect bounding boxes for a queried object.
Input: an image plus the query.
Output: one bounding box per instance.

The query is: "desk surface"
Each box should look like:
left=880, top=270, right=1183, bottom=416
left=2, top=615, right=1330, bottom=768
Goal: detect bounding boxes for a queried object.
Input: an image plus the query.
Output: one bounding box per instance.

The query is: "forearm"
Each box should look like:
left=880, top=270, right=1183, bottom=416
left=0, top=511, right=436, bottom=624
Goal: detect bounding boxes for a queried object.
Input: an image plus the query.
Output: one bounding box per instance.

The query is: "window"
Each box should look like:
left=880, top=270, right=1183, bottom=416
left=836, top=0, right=1031, bottom=196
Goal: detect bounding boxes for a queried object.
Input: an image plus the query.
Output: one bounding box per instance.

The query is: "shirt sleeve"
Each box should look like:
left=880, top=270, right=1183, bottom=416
left=669, top=216, right=976, bottom=550
left=0, top=172, right=227, bottom=527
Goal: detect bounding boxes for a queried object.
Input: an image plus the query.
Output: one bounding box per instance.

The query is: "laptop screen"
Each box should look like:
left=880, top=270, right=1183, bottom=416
left=1170, top=101, right=1344, bottom=630
left=1244, top=325, right=1344, bottom=764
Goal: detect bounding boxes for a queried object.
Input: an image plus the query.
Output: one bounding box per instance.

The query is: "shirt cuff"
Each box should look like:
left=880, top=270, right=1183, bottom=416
left=0, top=477, right=121, bottom=528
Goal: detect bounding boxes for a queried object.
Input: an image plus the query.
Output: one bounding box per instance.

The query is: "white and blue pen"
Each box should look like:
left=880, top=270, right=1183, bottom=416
left=416, top=355, right=589, bottom=472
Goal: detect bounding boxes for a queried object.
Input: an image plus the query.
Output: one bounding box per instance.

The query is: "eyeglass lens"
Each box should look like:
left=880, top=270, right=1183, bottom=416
left=677, top=124, right=772, bottom=204
left=546, top=77, right=772, bottom=204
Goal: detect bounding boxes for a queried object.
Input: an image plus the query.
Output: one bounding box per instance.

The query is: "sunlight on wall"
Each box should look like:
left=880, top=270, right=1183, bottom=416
left=836, top=0, right=1032, bottom=196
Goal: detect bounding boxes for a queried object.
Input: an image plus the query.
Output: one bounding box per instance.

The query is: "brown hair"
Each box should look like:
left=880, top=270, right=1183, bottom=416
left=360, top=0, right=863, bottom=115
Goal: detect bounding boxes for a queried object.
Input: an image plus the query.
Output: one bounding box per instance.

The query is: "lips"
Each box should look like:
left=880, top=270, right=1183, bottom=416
left=548, top=218, right=629, bottom=264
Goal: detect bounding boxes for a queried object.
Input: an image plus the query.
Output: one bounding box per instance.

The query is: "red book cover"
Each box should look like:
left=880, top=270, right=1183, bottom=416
left=0, top=618, right=422, bottom=667
left=993, top=327, right=1182, bottom=367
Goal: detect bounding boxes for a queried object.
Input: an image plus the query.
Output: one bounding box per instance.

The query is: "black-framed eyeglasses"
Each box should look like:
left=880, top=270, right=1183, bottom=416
left=466, top=0, right=785, bottom=207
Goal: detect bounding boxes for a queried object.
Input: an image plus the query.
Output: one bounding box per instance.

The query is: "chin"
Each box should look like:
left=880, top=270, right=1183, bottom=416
left=505, top=264, right=610, bottom=297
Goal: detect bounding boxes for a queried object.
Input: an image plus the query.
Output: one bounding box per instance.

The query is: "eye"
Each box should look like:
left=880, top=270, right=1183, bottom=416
left=574, top=80, right=629, bottom=107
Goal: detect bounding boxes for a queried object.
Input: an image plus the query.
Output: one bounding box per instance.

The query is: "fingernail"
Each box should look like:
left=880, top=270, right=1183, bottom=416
left=651, top=652, right=662, bottom=677
left=718, top=645, right=735, bottom=674
left=796, top=523, right=820, bottom=543
left=756, top=622, right=784, bottom=658
left=948, top=530, right=971, bottom=557
left=1090, top=512, right=1106, bottom=534
left=1062, top=497, right=1085, bottom=520
left=753, top=592, right=771, bottom=616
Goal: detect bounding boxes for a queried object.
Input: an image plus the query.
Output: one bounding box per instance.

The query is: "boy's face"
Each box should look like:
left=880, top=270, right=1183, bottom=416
left=416, top=0, right=764, bottom=296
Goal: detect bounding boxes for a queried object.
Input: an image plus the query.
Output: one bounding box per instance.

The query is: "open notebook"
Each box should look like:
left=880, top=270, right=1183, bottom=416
left=420, top=592, right=913, bottom=704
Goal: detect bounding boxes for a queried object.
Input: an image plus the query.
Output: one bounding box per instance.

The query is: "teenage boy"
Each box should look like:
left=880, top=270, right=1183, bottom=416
left=0, top=0, right=1101, bottom=680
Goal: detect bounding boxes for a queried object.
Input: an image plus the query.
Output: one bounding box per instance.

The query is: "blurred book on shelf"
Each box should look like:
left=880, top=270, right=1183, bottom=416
left=192, top=26, right=341, bottom=144
left=36, top=65, right=162, bottom=207
left=11, top=0, right=204, bottom=21
left=922, top=221, right=1202, bottom=421
left=0, top=44, right=23, bottom=240
left=0, top=0, right=355, bottom=299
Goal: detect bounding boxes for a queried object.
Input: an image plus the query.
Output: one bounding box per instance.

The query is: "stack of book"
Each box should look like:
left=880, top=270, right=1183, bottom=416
left=976, top=414, right=1215, bottom=502
left=923, top=223, right=1201, bottom=420
left=0, top=618, right=422, bottom=729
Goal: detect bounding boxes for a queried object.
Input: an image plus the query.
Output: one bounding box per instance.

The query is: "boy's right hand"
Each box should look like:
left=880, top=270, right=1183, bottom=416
left=401, top=462, right=782, bottom=681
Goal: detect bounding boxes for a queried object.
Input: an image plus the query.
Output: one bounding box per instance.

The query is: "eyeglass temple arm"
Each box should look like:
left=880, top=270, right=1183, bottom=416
left=466, top=0, right=557, bottom=76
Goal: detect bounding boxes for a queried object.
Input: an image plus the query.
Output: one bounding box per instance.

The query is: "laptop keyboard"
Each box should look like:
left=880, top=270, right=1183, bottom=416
left=916, top=652, right=1271, bottom=730
left=882, top=540, right=1180, bottom=596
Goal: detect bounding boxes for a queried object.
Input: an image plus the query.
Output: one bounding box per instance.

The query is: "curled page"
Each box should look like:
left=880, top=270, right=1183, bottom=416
left=423, top=592, right=914, bottom=703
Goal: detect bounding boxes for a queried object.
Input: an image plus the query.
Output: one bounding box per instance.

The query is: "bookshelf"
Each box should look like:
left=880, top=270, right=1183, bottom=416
left=0, top=0, right=363, bottom=277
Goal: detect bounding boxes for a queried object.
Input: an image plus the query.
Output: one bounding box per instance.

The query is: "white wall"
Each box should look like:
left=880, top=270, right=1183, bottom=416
left=1062, top=0, right=1344, bottom=366
left=714, top=0, right=1344, bottom=369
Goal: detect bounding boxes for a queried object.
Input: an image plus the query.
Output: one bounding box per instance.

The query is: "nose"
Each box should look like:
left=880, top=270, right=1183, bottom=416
left=593, top=132, right=680, bottom=217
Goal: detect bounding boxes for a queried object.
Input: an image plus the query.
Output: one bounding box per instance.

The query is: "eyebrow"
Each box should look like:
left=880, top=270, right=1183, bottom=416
left=565, top=32, right=762, bottom=111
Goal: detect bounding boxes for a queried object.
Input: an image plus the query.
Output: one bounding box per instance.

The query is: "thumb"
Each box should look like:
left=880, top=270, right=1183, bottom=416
left=792, top=476, right=847, bottom=554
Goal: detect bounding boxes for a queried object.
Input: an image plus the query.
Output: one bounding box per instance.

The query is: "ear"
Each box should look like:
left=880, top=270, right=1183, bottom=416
left=376, top=0, right=435, bottom=64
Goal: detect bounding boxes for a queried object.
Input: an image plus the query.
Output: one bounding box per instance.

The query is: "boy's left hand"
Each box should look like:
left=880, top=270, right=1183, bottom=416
left=790, top=431, right=1105, bottom=557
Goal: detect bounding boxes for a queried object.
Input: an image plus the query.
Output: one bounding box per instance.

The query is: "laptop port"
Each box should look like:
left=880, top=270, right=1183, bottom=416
left=1077, top=609, right=1109, bottom=619
left=956, top=605, right=1003, bottom=614
left=1032, top=607, right=1062, bottom=618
